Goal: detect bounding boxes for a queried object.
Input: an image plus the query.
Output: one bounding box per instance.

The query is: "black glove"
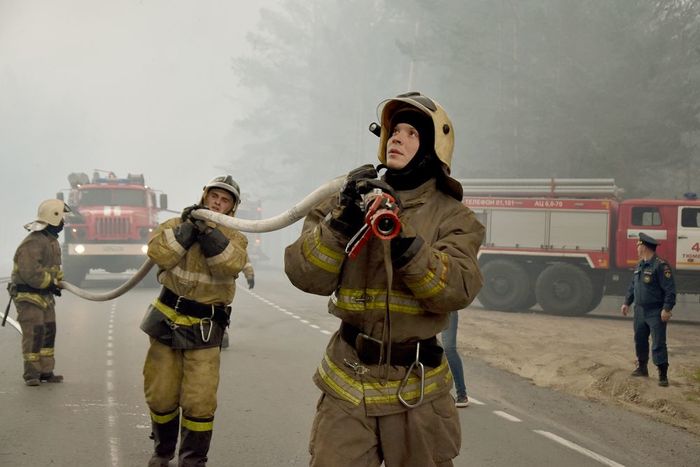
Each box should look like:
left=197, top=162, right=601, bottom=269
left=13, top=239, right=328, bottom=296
left=329, top=165, right=378, bottom=236
left=339, top=164, right=378, bottom=207
left=48, top=282, right=62, bottom=297
left=173, top=221, right=198, bottom=249
left=390, top=223, right=423, bottom=267
left=181, top=204, right=205, bottom=223
left=198, top=227, right=230, bottom=258
left=247, top=277, right=255, bottom=289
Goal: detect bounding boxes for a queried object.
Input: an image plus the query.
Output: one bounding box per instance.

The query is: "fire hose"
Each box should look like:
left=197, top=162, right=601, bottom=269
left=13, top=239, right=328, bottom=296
left=58, top=175, right=399, bottom=301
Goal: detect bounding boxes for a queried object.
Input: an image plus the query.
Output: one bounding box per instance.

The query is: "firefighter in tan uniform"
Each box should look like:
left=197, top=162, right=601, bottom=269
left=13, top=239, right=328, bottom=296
left=10, top=199, right=70, bottom=386
left=140, top=175, right=248, bottom=467
left=285, top=92, right=484, bottom=466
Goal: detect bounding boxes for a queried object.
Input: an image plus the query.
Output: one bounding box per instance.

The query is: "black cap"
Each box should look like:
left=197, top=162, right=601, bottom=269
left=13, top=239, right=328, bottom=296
left=638, top=232, right=659, bottom=248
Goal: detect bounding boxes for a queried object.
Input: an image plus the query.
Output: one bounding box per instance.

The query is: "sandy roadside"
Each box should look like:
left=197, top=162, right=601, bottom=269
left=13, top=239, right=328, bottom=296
left=457, top=308, right=700, bottom=436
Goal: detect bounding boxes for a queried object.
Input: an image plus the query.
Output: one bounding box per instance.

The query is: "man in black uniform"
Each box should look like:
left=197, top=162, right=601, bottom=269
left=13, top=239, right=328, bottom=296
left=621, top=232, right=676, bottom=386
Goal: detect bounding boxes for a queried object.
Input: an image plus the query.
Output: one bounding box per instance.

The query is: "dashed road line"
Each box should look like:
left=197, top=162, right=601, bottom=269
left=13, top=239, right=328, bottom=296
left=244, top=289, right=333, bottom=336
left=106, top=305, right=119, bottom=467
left=467, top=397, right=485, bottom=406
left=534, top=430, right=625, bottom=467
left=493, top=410, right=522, bottom=422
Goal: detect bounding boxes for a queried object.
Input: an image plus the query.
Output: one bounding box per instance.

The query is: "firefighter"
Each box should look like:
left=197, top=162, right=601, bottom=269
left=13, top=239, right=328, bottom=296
left=140, top=175, right=248, bottom=467
left=284, top=92, right=484, bottom=466
left=10, top=199, right=70, bottom=386
left=621, top=232, right=676, bottom=387
left=221, top=259, right=254, bottom=349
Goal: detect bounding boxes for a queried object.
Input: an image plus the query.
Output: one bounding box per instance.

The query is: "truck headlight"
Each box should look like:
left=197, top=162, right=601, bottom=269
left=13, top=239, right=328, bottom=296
left=75, top=244, right=86, bottom=254
left=141, top=245, right=149, bottom=254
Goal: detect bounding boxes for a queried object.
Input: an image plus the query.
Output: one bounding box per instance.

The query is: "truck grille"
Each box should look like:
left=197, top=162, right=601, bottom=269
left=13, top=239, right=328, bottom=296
left=96, top=217, right=130, bottom=238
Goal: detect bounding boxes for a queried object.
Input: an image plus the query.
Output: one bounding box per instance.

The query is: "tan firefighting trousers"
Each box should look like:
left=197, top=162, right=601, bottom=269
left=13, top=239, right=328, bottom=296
left=143, top=338, right=221, bottom=422
left=309, top=391, right=461, bottom=467
left=16, top=301, right=57, bottom=381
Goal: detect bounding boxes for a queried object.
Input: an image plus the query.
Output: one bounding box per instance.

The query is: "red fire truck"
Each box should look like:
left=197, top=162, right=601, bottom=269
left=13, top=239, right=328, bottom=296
left=461, top=178, right=700, bottom=315
left=56, top=170, right=168, bottom=284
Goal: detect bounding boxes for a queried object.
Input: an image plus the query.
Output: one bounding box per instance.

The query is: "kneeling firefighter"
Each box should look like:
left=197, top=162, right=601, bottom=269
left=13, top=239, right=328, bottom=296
left=9, top=199, right=70, bottom=386
left=284, top=92, right=484, bottom=466
left=140, top=175, right=249, bottom=467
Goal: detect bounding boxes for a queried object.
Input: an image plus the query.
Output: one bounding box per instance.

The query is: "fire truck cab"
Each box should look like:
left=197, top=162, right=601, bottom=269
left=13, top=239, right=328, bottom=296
left=461, top=179, right=700, bottom=316
left=57, top=170, right=167, bottom=284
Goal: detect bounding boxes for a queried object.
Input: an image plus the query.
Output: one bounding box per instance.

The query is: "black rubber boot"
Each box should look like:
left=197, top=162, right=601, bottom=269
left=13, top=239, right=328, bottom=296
left=631, top=362, right=648, bottom=377
left=149, top=412, right=180, bottom=466
left=179, top=423, right=213, bottom=467
left=24, top=362, right=41, bottom=386
left=658, top=363, right=669, bottom=387
left=40, top=372, right=64, bottom=383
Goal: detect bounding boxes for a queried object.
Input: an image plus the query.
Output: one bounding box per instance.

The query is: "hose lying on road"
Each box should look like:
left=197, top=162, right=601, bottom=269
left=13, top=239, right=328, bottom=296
left=58, top=175, right=345, bottom=301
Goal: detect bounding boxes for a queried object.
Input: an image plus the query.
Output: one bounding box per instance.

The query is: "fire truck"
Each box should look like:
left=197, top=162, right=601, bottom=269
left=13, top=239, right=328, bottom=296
left=461, top=178, right=700, bottom=315
left=56, top=170, right=168, bottom=284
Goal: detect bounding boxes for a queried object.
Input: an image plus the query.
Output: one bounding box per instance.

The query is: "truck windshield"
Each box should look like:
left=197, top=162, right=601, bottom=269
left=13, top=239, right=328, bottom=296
left=79, top=189, right=146, bottom=207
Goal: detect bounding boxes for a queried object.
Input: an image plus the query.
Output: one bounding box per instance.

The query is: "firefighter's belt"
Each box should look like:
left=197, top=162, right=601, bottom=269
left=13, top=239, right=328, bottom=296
left=13, top=284, right=51, bottom=295
left=340, top=322, right=443, bottom=368
left=158, top=287, right=230, bottom=326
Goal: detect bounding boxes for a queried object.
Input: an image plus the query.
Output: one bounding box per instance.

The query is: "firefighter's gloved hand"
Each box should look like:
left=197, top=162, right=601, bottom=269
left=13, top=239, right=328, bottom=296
left=198, top=227, right=230, bottom=258
left=247, top=277, right=255, bottom=289
left=390, top=223, right=424, bottom=267
left=181, top=204, right=205, bottom=223
left=194, top=220, right=217, bottom=235
left=329, top=164, right=378, bottom=237
left=48, top=282, right=62, bottom=297
left=355, top=179, right=401, bottom=208
left=173, top=221, right=198, bottom=249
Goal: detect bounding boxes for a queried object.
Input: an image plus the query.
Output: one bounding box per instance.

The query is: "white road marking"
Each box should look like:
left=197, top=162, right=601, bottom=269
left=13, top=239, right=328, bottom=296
left=493, top=410, right=522, bottom=422
left=534, top=430, right=625, bottom=467
left=106, top=307, right=119, bottom=467
left=467, top=397, right=485, bottom=405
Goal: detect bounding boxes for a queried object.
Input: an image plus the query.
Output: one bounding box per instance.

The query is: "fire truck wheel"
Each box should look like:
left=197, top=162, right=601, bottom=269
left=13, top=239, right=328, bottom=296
left=535, top=263, right=594, bottom=316
left=478, top=259, right=531, bottom=311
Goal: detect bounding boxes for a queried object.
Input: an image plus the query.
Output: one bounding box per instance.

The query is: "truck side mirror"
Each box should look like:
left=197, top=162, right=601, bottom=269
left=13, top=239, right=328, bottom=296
left=159, top=193, right=168, bottom=210
left=56, top=192, right=64, bottom=201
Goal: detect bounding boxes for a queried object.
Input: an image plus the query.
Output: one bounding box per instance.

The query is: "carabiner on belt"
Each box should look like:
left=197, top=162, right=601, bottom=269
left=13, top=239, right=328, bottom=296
left=199, top=305, right=215, bottom=343
left=397, top=342, right=425, bottom=408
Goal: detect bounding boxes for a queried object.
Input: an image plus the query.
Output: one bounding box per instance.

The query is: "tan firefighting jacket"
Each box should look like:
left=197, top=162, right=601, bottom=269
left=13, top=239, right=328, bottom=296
left=285, top=178, right=484, bottom=415
left=11, top=231, right=62, bottom=311
left=140, top=218, right=248, bottom=349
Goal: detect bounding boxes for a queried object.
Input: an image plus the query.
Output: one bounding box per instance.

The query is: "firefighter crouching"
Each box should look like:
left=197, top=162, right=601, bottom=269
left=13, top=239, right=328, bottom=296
left=10, top=199, right=70, bottom=386
left=140, top=175, right=248, bottom=467
left=284, top=92, right=484, bottom=466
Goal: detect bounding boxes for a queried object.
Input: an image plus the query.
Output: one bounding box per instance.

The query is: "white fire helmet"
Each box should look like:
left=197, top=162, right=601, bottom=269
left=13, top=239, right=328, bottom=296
left=376, top=92, right=463, bottom=199
left=376, top=92, right=454, bottom=169
left=201, top=175, right=241, bottom=215
left=25, top=199, right=71, bottom=231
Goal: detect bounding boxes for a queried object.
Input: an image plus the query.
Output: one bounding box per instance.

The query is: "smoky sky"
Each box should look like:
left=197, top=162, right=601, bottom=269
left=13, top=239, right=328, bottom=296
left=0, top=0, right=278, bottom=274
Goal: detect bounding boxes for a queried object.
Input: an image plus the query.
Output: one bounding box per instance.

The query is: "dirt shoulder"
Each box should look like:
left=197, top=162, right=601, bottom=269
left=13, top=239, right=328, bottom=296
left=457, top=307, right=700, bottom=436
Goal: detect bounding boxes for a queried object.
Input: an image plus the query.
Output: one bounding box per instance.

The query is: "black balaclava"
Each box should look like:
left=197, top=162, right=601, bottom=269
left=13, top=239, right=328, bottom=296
left=44, top=220, right=64, bottom=238
left=383, top=108, right=440, bottom=191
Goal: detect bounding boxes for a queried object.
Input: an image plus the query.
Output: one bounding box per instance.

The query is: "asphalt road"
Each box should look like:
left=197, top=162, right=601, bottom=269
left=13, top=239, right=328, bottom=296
left=0, top=267, right=698, bottom=467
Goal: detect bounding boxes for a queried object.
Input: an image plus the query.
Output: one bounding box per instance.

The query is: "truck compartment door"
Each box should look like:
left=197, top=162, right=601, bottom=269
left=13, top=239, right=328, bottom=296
left=676, top=206, right=700, bottom=270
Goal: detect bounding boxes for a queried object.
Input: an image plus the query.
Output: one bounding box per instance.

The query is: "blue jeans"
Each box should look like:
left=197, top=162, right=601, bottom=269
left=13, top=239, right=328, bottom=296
left=441, top=311, right=467, bottom=398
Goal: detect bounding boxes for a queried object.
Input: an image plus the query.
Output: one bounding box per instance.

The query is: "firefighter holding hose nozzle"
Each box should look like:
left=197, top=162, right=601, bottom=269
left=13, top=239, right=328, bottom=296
left=284, top=92, right=484, bottom=466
